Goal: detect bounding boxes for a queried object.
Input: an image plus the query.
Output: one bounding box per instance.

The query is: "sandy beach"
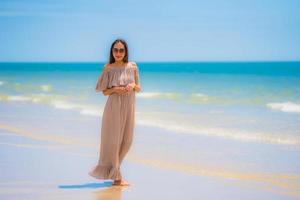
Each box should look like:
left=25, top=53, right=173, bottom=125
left=1, top=100, right=300, bottom=200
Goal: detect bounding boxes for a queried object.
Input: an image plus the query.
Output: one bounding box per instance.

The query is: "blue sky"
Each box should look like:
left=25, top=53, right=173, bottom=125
left=0, top=0, right=299, bottom=62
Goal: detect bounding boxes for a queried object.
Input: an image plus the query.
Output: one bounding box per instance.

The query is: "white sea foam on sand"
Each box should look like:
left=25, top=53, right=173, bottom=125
left=80, top=108, right=101, bottom=117
left=50, top=100, right=80, bottom=110
left=137, top=92, right=180, bottom=100
left=135, top=115, right=300, bottom=146
left=267, top=101, right=300, bottom=113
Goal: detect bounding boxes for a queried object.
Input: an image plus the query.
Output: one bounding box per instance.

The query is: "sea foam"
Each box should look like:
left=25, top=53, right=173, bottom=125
left=267, top=101, right=300, bottom=113
left=137, top=92, right=181, bottom=100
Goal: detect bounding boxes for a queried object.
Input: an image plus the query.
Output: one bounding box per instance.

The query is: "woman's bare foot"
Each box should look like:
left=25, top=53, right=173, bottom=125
left=112, top=179, right=130, bottom=186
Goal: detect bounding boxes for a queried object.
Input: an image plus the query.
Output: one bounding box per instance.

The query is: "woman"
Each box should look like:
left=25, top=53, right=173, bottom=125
left=88, top=39, right=141, bottom=186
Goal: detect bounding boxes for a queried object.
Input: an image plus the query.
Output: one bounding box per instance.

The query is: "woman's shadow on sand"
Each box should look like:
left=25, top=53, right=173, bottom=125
left=58, top=181, right=113, bottom=189
left=58, top=181, right=124, bottom=199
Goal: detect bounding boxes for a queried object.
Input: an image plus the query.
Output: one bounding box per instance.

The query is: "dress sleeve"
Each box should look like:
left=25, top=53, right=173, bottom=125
left=95, top=67, right=109, bottom=92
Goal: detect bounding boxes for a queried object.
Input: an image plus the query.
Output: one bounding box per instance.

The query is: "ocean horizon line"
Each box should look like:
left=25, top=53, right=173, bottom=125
left=1, top=61, right=300, bottom=75
left=0, top=60, right=300, bottom=64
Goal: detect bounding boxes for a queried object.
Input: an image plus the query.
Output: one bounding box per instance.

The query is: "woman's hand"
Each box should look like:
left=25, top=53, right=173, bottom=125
left=113, top=86, right=128, bottom=95
left=125, top=83, right=135, bottom=92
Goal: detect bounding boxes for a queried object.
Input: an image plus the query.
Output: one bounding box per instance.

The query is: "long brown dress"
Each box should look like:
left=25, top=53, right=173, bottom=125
left=88, top=61, right=140, bottom=180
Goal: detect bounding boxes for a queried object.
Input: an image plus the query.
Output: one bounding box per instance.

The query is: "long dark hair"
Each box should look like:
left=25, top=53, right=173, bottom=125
left=109, top=39, right=129, bottom=64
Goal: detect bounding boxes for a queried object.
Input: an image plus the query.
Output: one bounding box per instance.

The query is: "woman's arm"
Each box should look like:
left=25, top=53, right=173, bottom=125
left=132, top=62, right=141, bottom=93
left=102, top=87, right=115, bottom=96
left=103, top=86, right=128, bottom=96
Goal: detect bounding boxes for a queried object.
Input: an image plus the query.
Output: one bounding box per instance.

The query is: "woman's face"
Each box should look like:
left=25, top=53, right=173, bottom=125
left=112, top=42, right=126, bottom=63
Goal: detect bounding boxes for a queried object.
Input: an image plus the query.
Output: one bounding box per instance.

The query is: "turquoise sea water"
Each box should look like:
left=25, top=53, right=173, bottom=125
left=1, top=61, right=300, bottom=146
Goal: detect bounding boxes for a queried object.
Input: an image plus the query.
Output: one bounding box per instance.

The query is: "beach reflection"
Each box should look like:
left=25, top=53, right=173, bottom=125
left=94, top=186, right=124, bottom=200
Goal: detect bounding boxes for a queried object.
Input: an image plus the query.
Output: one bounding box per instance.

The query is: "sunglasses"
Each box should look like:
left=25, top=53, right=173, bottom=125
left=113, top=48, right=125, bottom=53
